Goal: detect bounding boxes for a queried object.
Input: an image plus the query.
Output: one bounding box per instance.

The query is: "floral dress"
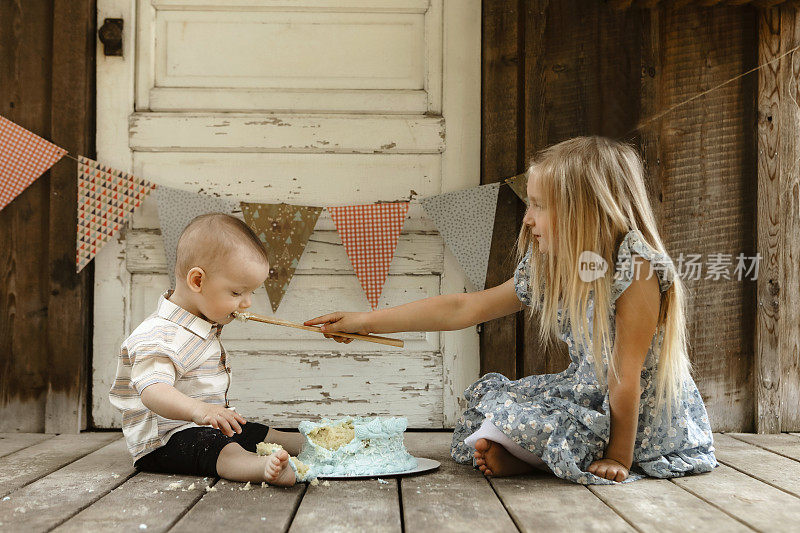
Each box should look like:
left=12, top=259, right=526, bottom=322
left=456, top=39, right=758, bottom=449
left=451, top=229, right=718, bottom=485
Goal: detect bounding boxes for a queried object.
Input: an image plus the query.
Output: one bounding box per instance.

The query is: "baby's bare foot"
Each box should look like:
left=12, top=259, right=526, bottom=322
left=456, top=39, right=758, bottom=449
left=473, top=438, right=535, bottom=477
left=263, top=450, right=296, bottom=486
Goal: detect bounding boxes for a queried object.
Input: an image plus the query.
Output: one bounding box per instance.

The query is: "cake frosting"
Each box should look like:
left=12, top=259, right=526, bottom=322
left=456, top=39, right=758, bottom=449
left=296, top=417, right=417, bottom=478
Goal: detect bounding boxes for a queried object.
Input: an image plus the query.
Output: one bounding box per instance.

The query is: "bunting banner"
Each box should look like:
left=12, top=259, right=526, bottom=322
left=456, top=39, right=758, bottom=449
left=421, top=183, right=500, bottom=291
left=241, top=202, right=322, bottom=312
left=0, top=115, right=67, bottom=211
left=328, top=203, right=409, bottom=310
left=505, top=172, right=528, bottom=203
left=155, top=186, right=239, bottom=288
left=76, top=157, right=156, bottom=272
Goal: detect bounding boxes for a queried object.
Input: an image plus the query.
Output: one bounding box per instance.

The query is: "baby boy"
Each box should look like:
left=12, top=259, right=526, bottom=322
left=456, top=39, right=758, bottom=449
left=109, top=212, right=302, bottom=485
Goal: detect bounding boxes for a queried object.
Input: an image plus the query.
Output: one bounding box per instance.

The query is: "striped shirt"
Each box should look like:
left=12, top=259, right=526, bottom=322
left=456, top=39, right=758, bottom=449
left=109, top=290, right=231, bottom=463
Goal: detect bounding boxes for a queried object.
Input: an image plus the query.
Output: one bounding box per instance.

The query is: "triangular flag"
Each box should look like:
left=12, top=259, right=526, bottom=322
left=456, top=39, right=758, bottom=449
left=155, top=186, right=239, bottom=288
left=505, top=172, right=528, bottom=203
left=76, top=157, right=155, bottom=272
left=328, top=203, right=409, bottom=310
left=421, top=183, right=500, bottom=291
left=241, top=202, right=322, bottom=312
left=0, top=115, right=67, bottom=211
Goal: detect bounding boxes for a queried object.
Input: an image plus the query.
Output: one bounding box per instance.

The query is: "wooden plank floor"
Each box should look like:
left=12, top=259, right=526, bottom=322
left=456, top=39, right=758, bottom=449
left=2, top=432, right=800, bottom=532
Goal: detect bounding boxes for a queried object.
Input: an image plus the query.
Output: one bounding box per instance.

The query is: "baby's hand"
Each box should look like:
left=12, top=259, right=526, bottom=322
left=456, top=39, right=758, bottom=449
left=588, top=458, right=629, bottom=482
left=192, top=403, right=247, bottom=437
left=304, top=311, right=369, bottom=344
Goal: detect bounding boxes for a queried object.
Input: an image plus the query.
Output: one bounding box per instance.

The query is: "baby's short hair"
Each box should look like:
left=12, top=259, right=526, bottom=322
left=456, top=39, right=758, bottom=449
left=175, top=213, right=269, bottom=280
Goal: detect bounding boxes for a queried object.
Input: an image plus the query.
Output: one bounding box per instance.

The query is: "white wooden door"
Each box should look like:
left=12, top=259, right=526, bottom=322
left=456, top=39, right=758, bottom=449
left=93, top=0, right=480, bottom=429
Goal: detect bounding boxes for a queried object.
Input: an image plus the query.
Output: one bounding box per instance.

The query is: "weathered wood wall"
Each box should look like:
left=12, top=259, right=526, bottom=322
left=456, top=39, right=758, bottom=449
left=481, top=0, right=761, bottom=432
left=756, top=5, right=800, bottom=433
left=0, top=0, right=95, bottom=433
left=2, top=0, right=797, bottom=434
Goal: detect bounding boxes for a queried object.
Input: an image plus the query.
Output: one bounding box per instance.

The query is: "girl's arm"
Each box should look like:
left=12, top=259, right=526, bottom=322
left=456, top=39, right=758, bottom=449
left=304, top=277, right=524, bottom=338
left=590, top=258, right=660, bottom=481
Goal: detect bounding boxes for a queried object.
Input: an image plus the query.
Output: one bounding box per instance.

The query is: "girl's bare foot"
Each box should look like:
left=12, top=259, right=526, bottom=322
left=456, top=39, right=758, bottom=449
left=263, top=449, right=296, bottom=486
left=473, top=438, right=536, bottom=477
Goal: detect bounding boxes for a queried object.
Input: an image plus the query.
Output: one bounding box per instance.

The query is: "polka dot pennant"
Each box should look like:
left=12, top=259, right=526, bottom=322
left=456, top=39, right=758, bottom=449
left=0, top=115, right=67, bottom=211
left=420, top=183, right=500, bottom=291
left=328, top=202, right=409, bottom=310
left=241, top=202, right=322, bottom=313
left=76, top=156, right=155, bottom=272
left=155, top=186, right=239, bottom=289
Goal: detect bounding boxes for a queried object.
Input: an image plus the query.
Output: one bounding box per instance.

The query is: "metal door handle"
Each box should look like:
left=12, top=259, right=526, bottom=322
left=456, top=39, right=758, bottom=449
left=98, top=18, right=123, bottom=57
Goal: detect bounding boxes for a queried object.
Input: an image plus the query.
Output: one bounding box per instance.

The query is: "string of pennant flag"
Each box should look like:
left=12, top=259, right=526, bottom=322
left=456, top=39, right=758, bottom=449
left=0, top=114, right=529, bottom=311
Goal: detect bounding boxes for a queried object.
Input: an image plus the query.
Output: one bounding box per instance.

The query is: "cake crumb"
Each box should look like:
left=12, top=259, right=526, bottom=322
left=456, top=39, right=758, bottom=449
left=261, top=481, right=267, bottom=488
left=187, top=483, right=196, bottom=491
left=310, top=478, right=319, bottom=486
left=205, top=485, right=217, bottom=492
left=166, top=482, right=182, bottom=491
left=111, top=473, right=120, bottom=479
left=239, top=481, right=251, bottom=491
left=322, top=480, right=330, bottom=487
left=256, top=442, right=284, bottom=456
left=377, top=478, right=389, bottom=484
left=139, top=524, right=147, bottom=530
left=289, top=456, right=310, bottom=479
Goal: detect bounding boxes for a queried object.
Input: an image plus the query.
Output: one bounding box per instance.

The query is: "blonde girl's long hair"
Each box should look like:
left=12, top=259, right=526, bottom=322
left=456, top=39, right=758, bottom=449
left=517, top=136, right=691, bottom=420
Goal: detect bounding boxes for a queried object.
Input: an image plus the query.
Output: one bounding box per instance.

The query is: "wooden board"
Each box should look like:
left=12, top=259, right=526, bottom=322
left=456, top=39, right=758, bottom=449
left=672, top=461, right=800, bottom=530
left=588, top=477, right=748, bottom=532
left=129, top=113, right=445, bottom=154
left=290, top=479, right=400, bottom=533
left=400, top=432, right=517, bottom=532
left=656, top=4, right=758, bottom=432
left=479, top=0, right=523, bottom=381
left=756, top=5, right=783, bottom=434
left=776, top=5, right=800, bottom=431
left=0, top=433, right=121, bottom=498
left=57, top=472, right=211, bottom=533
left=45, top=0, right=95, bottom=434
left=0, top=0, right=58, bottom=433
left=519, top=0, right=643, bottom=376
left=0, top=439, right=133, bottom=532
left=125, top=231, right=445, bottom=276
left=171, top=479, right=304, bottom=533
left=736, top=431, right=800, bottom=458
left=492, top=475, right=635, bottom=532
left=715, top=432, right=800, bottom=497
left=0, top=433, right=52, bottom=459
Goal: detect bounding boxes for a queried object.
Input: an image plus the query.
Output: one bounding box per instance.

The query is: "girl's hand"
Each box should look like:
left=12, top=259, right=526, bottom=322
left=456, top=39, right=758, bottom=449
left=304, top=312, right=370, bottom=344
left=588, top=458, right=630, bottom=482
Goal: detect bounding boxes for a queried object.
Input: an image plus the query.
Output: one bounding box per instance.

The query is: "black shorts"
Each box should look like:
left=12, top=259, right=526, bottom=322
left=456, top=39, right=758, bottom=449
left=134, top=422, right=270, bottom=477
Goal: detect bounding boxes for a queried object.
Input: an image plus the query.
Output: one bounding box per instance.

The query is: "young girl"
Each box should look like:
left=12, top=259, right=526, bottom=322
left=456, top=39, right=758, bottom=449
left=305, top=136, right=718, bottom=485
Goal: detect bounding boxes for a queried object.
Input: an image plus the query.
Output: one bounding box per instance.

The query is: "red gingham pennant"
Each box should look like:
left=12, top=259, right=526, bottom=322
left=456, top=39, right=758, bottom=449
left=76, top=156, right=156, bottom=272
left=0, top=115, right=67, bottom=211
left=328, top=203, right=409, bottom=310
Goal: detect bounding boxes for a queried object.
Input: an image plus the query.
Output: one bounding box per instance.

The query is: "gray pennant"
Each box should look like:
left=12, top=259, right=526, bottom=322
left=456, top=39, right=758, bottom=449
left=155, top=186, right=239, bottom=288
left=421, top=183, right=500, bottom=291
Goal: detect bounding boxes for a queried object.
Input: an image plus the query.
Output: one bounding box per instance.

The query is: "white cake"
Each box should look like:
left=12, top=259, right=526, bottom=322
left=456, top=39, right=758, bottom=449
left=296, top=417, right=417, bottom=479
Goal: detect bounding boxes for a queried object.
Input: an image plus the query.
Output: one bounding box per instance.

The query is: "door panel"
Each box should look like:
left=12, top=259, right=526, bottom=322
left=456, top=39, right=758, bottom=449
left=93, top=0, right=479, bottom=429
